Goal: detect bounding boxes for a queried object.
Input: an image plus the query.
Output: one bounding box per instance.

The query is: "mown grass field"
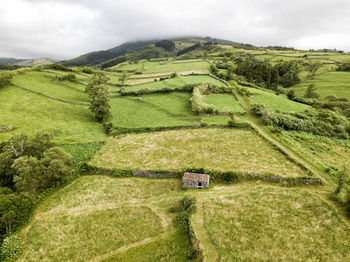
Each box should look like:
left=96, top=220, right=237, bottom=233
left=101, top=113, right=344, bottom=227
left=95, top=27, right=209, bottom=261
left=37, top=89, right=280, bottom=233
left=246, top=87, right=311, bottom=112
left=109, top=92, right=231, bottom=128
left=204, top=94, right=245, bottom=114
left=192, top=183, right=350, bottom=262
left=291, top=71, right=350, bottom=101
left=19, top=176, right=189, bottom=262
left=90, top=128, right=306, bottom=177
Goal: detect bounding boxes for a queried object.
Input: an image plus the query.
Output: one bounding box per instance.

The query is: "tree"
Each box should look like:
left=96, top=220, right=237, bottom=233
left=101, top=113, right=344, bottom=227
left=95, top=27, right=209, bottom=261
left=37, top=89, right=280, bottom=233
left=88, top=84, right=111, bottom=122
left=118, top=72, right=128, bottom=87
left=0, top=132, right=55, bottom=189
left=0, top=191, right=34, bottom=234
left=86, top=72, right=109, bottom=95
left=12, top=147, right=71, bottom=195
left=304, top=83, right=320, bottom=99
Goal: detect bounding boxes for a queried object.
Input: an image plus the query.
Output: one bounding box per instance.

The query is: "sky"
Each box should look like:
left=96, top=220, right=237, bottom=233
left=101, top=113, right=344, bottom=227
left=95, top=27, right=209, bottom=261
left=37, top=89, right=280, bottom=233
left=0, top=0, right=350, bottom=60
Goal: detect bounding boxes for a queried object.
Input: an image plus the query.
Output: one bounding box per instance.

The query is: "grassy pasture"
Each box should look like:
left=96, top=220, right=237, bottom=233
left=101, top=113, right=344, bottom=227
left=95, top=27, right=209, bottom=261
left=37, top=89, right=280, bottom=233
left=291, top=71, right=350, bottom=101
left=124, top=75, right=225, bottom=92
left=204, top=94, right=245, bottom=114
left=109, top=92, right=231, bottom=128
left=109, top=93, right=201, bottom=128
left=19, top=176, right=350, bottom=262
left=19, top=176, right=190, bottom=262
left=0, top=84, right=106, bottom=143
left=113, top=59, right=210, bottom=74
left=196, top=184, right=350, bottom=262
left=11, top=71, right=89, bottom=103
left=39, top=176, right=180, bottom=212
left=246, top=87, right=310, bottom=112
left=278, top=131, right=350, bottom=172
left=24, top=206, right=161, bottom=262
left=90, top=128, right=307, bottom=177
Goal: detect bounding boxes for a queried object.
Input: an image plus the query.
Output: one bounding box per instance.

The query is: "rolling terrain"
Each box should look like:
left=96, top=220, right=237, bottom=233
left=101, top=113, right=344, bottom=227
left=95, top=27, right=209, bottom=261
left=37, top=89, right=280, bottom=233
left=1, top=38, right=350, bottom=261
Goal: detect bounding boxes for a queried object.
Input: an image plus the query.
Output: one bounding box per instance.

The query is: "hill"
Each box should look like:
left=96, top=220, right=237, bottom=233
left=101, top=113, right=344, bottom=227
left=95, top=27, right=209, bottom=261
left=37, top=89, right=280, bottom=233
left=61, top=36, right=245, bottom=67
left=0, top=57, right=56, bottom=66
left=1, top=39, right=350, bottom=262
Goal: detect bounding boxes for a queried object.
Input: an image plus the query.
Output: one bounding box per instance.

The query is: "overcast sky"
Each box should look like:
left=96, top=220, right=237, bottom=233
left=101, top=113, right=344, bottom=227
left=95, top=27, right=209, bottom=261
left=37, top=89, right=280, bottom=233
left=1, top=0, right=350, bottom=60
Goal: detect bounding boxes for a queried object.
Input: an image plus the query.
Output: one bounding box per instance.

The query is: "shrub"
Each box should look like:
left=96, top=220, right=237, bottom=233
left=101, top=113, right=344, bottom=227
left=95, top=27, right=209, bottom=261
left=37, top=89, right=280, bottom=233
left=81, top=67, right=93, bottom=74
left=0, top=71, right=14, bottom=88
left=57, top=73, right=77, bottom=82
left=190, top=86, right=218, bottom=114
left=45, top=63, right=73, bottom=72
left=304, top=84, right=320, bottom=99
left=0, top=235, right=22, bottom=262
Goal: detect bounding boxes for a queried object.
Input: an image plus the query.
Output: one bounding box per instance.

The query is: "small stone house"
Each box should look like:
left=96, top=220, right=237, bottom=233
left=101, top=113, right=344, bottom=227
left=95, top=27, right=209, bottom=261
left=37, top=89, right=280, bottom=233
left=182, top=172, right=210, bottom=189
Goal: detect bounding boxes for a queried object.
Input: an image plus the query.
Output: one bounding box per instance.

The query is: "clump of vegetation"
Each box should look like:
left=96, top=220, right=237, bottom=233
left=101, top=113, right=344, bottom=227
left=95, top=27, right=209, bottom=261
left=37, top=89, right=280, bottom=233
left=337, top=63, right=350, bottom=72
left=56, top=73, right=77, bottom=82
left=87, top=72, right=111, bottom=122
left=45, top=63, right=73, bottom=72
left=0, top=132, right=72, bottom=195
left=173, top=195, right=197, bottom=230
left=304, top=84, right=320, bottom=99
left=155, top=40, right=175, bottom=52
left=0, top=71, right=14, bottom=88
left=252, top=103, right=350, bottom=139
left=190, top=85, right=218, bottom=114
left=0, top=234, right=22, bottom=262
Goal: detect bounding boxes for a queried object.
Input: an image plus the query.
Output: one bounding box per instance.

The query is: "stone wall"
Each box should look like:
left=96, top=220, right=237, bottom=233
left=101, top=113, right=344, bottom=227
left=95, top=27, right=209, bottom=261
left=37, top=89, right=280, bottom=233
left=133, top=170, right=177, bottom=178
left=0, top=126, right=13, bottom=133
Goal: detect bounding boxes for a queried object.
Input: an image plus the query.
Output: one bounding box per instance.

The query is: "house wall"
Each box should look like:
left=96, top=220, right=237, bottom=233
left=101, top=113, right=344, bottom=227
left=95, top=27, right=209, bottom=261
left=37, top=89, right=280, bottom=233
left=182, top=179, right=209, bottom=188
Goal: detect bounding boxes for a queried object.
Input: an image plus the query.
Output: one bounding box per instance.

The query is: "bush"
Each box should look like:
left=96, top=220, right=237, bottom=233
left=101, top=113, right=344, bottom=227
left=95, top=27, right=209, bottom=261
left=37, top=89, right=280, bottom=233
left=0, top=235, right=22, bottom=262
left=81, top=67, right=93, bottom=74
left=190, top=86, right=218, bottom=114
left=173, top=195, right=197, bottom=231
left=0, top=71, right=14, bottom=88
left=57, top=73, right=77, bottom=82
left=45, top=63, right=73, bottom=72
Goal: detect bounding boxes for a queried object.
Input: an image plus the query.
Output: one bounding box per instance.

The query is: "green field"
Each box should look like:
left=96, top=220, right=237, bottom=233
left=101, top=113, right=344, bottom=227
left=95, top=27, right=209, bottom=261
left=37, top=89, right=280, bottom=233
left=18, top=176, right=190, bottom=262
left=90, top=128, right=306, bottom=177
left=0, top=84, right=106, bottom=143
left=109, top=92, right=231, bottom=128
left=278, top=131, right=350, bottom=172
left=247, top=87, right=310, bottom=112
left=18, top=176, right=350, bottom=262
left=291, top=71, right=350, bottom=101
left=204, top=94, right=245, bottom=114
left=123, top=75, right=225, bottom=92
left=193, top=184, right=350, bottom=262
left=11, top=71, right=89, bottom=103
left=113, top=59, right=210, bottom=74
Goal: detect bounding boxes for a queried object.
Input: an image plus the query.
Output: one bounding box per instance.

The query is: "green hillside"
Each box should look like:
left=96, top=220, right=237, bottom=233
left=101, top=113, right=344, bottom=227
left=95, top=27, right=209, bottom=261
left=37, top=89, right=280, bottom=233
left=1, top=38, right=350, bottom=262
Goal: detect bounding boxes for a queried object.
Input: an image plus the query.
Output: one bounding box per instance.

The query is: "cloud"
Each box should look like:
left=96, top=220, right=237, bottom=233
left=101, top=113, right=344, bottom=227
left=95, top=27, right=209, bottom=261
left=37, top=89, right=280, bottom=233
left=0, top=0, right=349, bottom=59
